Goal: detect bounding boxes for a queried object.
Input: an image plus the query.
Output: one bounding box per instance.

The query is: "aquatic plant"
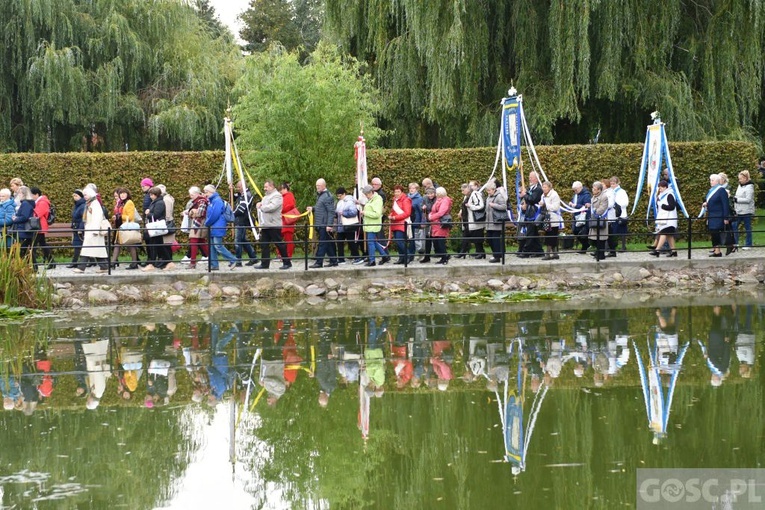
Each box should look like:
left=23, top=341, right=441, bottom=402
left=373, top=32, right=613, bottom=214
left=0, top=243, right=52, bottom=310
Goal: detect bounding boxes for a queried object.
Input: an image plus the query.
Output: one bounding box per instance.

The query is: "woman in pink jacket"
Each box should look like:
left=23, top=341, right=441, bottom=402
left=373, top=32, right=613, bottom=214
left=428, top=187, right=453, bottom=265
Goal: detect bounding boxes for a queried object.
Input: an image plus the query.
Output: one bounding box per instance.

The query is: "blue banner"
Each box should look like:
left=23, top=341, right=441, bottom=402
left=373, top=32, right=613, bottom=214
left=501, top=96, right=522, bottom=214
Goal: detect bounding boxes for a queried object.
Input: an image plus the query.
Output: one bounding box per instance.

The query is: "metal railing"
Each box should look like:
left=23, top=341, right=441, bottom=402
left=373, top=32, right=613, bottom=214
left=4, top=213, right=761, bottom=273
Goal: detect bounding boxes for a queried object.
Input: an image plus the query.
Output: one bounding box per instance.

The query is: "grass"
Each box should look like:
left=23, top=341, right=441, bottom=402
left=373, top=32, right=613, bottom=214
left=0, top=243, right=52, bottom=310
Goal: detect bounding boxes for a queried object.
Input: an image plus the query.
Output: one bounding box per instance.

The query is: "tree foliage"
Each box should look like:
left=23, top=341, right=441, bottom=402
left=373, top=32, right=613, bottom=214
left=325, top=0, right=765, bottom=149
left=232, top=41, right=381, bottom=199
left=0, top=0, right=242, bottom=152
left=239, top=0, right=323, bottom=58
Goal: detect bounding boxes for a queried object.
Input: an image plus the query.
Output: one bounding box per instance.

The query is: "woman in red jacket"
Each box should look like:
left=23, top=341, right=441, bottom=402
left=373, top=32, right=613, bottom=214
left=388, top=185, right=413, bottom=264
left=279, top=183, right=297, bottom=258
left=428, top=187, right=453, bottom=265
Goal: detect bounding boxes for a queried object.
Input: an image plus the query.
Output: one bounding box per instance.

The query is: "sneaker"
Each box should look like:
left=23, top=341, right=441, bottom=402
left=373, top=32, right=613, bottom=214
left=142, top=264, right=156, bottom=272
left=742, top=246, right=752, bottom=250
left=180, top=256, right=190, bottom=265
left=72, top=268, right=84, bottom=273
left=228, top=261, right=237, bottom=270
left=352, top=258, right=365, bottom=265
left=246, top=259, right=259, bottom=266
left=279, top=263, right=292, bottom=270
left=200, top=256, right=208, bottom=262
left=164, top=262, right=176, bottom=271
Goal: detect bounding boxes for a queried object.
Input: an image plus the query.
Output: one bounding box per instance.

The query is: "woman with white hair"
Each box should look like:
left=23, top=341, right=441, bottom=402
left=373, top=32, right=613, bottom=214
left=73, top=186, right=108, bottom=272
left=428, top=187, right=453, bottom=265
left=10, top=186, right=37, bottom=262
left=703, top=173, right=730, bottom=257
left=185, top=186, right=210, bottom=269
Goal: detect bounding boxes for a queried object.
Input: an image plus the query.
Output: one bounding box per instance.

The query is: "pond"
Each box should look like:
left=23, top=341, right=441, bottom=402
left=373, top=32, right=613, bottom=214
left=0, top=298, right=762, bottom=509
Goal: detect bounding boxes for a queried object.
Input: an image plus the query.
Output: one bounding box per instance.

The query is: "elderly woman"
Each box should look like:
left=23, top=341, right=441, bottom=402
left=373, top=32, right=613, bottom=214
left=541, top=181, right=562, bottom=260
left=703, top=173, right=730, bottom=257
left=732, top=170, right=755, bottom=250
left=484, top=181, right=508, bottom=263
left=428, top=187, right=453, bottom=265
left=143, top=186, right=169, bottom=271
left=185, top=186, right=209, bottom=269
left=456, top=182, right=486, bottom=259
left=419, top=186, right=437, bottom=263
left=73, top=187, right=108, bottom=273
left=0, top=188, right=15, bottom=248
left=360, top=184, right=390, bottom=266
left=588, top=181, right=609, bottom=261
left=335, top=187, right=362, bottom=264
left=10, top=186, right=37, bottom=262
left=649, top=180, right=678, bottom=257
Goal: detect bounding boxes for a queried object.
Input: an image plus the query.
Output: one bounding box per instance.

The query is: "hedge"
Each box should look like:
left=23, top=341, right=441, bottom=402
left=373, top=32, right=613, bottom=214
left=0, top=141, right=757, bottom=234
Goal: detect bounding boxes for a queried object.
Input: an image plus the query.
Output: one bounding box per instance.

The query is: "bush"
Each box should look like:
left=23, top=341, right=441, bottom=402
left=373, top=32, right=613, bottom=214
left=0, top=141, right=756, bottom=234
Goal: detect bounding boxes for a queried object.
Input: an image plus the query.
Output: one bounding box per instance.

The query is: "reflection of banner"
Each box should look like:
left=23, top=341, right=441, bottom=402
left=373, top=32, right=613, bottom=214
left=505, top=394, right=523, bottom=463
left=634, top=336, right=690, bottom=444
left=632, top=119, right=689, bottom=218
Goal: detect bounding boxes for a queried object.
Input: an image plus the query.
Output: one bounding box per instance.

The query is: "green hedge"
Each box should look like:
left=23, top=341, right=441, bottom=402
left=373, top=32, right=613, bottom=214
left=0, top=142, right=757, bottom=233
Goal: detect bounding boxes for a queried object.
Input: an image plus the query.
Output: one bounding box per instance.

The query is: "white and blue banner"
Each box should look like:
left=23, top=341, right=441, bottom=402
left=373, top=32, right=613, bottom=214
left=632, top=120, right=689, bottom=219
left=501, top=95, right=523, bottom=219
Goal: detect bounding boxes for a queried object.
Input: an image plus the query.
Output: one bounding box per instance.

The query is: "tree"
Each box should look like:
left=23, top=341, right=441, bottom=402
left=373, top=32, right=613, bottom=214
left=239, top=0, right=323, bottom=58
left=232, top=41, right=381, bottom=206
left=193, top=0, right=232, bottom=40
left=0, top=0, right=242, bottom=152
left=324, top=0, right=765, bottom=149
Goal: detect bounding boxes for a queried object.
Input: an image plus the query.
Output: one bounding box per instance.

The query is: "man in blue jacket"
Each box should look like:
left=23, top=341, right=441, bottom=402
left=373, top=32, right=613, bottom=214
left=203, top=184, right=238, bottom=270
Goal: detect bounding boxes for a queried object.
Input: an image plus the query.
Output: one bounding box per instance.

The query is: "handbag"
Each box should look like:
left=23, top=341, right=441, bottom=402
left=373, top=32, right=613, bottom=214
left=146, top=218, right=169, bottom=237
left=180, top=215, right=191, bottom=233
left=439, top=213, right=453, bottom=229
left=25, top=216, right=41, bottom=231
left=283, top=207, right=301, bottom=225
left=493, top=208, right=509, bottom=222
left=587, top=216, right=605, bottom=230
left=119, top=229, right=142, bottom=245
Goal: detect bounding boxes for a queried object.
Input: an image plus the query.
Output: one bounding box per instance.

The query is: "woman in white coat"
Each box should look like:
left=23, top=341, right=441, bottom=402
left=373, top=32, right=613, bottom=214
left=74, top=186, right=108, bottom=272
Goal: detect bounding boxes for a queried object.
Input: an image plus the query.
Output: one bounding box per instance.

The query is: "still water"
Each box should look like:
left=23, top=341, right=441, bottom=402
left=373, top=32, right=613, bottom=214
left=0, top=299, right=762, bottom=509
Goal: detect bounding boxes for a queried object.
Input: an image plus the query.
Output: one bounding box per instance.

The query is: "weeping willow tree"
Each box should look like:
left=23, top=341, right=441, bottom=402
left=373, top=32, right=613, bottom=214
left=325, top=0, right=765, bottom=148
left=0, top=0, right=242, bottom=152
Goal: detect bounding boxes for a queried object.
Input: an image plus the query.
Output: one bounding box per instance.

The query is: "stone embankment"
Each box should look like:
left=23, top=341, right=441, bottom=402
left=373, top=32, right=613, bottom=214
left=48, top=255, right=765, bottom=308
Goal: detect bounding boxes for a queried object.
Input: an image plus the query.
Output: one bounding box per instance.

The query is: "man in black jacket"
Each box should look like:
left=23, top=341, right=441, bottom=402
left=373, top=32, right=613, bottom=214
left=517, top=171, right=543, bottom=257
left=307, top=178, right=338, bottom=268
left=233, top=181, right=258, bottom=266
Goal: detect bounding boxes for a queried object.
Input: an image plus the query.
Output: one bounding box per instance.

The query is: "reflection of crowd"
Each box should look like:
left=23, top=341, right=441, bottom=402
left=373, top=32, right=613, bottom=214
left=1, top=306, right=760, bottom=415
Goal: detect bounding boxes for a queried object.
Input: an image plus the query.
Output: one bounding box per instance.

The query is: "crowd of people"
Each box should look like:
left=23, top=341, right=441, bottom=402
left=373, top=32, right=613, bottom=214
left=0, top=168, right=759, bottom=271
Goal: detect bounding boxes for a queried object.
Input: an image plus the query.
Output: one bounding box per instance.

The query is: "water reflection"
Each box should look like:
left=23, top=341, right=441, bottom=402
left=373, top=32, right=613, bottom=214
left=0, top=302, right=762, bottom=508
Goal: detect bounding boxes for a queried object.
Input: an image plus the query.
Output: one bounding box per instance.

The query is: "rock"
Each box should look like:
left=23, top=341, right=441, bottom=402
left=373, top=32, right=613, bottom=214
left=526, top=280, right=537, bottom=290
left=166, top=295, right=184, bottom=305
left=347, top=287, right=361, bottom=297
left=366, top=287, right=380, bottom=295
left=467, top=278, right=484, bottom=289
left=306, top=296, right=325, bottom=306
left=735, top=273, right=760, bottom=285
left=87, top=288, right=118, bottom=304
left=639, top=268, right=652, bottom=279
left=428, top=281, right=442, bottom=291
left=222, top=286, right=241, bottom=297
left=305, top=285, right=326, bottom=297
left=173, top=281, right=187, bottom=292
left=445, top=283, right=461, bottom=293
left=199, top=275, right=209, bottom=285
left=197, top=289, right=212, bottom=301
left=487, top=279, right=504, bottom=289
left=117, top=285, right=143, bottom=301
left=54, top=282, right=72, bottom=290
left=255, top=277, right=275, bottom=294
left=208, top=284, right=223, bottom=298
left=66, top=298, right=84, bottom=308
left=371, top=281, right=387, bottom=288
left=506, top=276, right=519, bottom=289
left=324, top=278, right=340, bottom=290
left=518, top=277, right=532, bottom=288
left=57, top=289, right=72, bottom=298
left=326, top=290, right=339, bottom=300
left=612, top=272, right=624, bottom=282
